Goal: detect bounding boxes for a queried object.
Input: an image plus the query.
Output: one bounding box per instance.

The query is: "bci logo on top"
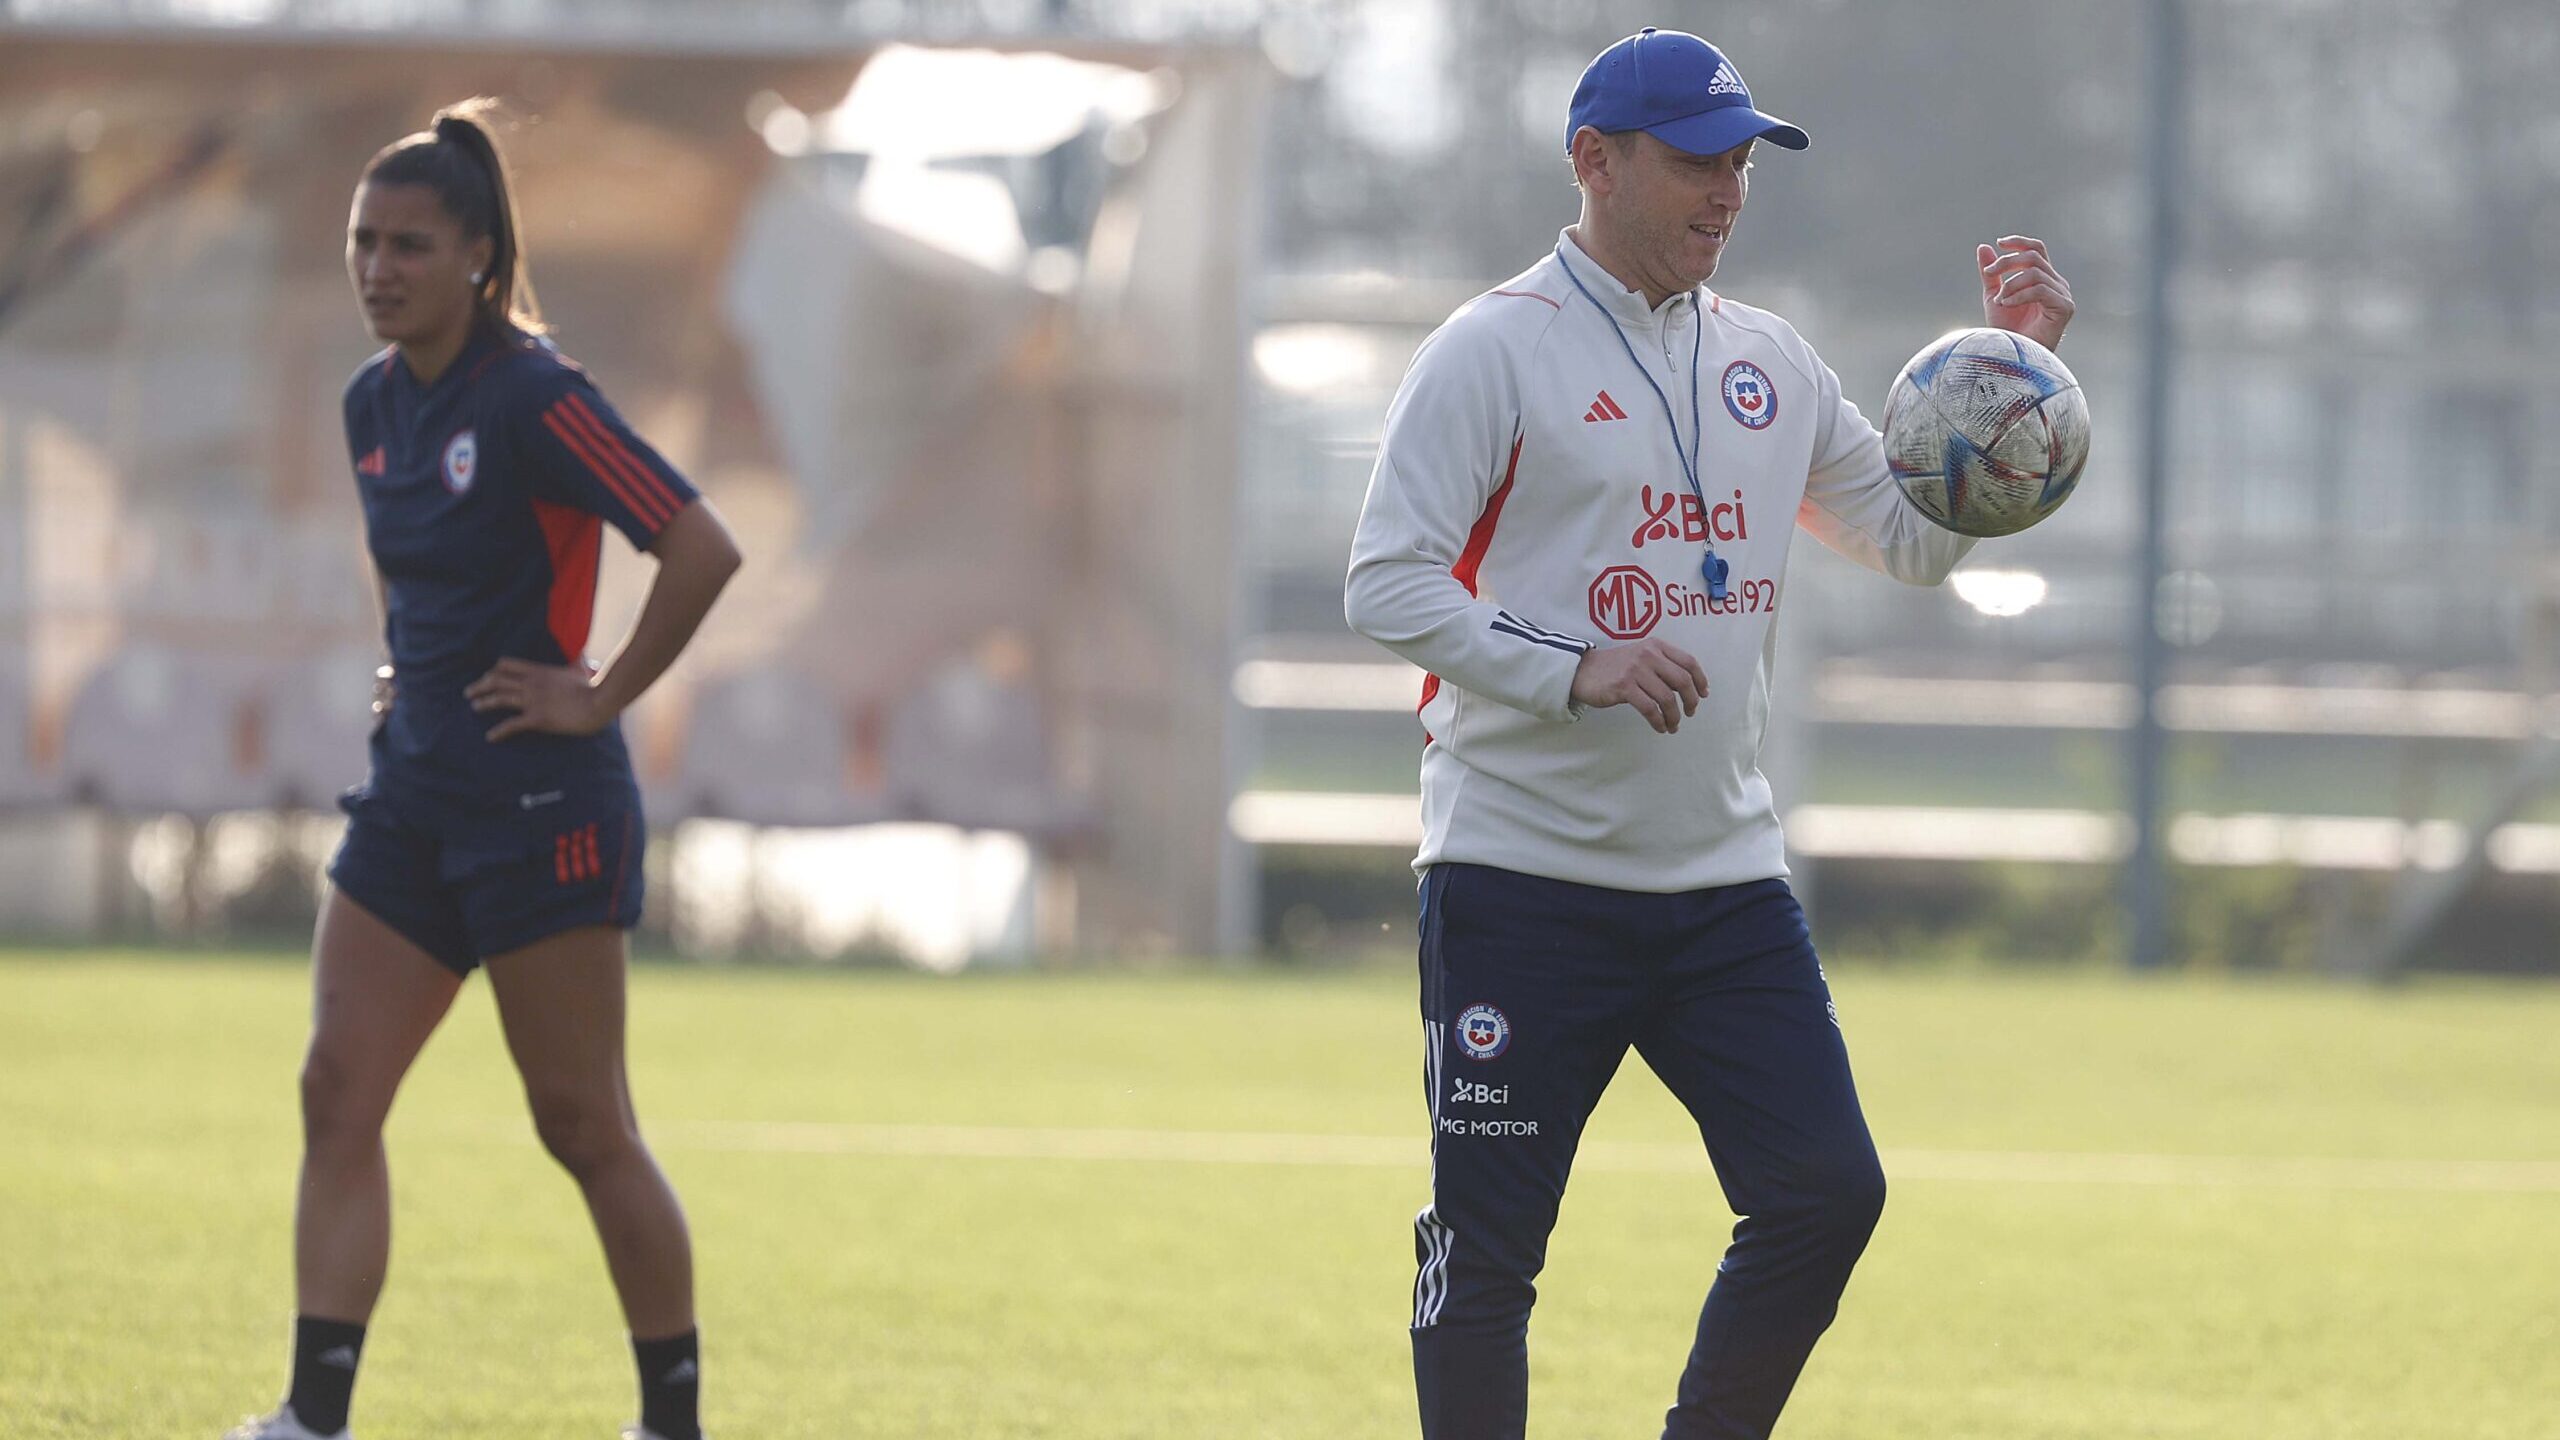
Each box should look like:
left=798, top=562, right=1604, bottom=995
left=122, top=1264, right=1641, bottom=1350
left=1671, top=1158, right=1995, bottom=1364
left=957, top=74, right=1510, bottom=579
left=1631, top=485, right=1749, bottom=549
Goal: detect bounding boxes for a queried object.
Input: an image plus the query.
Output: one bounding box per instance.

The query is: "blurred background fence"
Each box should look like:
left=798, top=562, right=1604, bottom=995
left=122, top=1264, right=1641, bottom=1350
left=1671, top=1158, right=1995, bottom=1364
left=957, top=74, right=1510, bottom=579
left=2, top=0, right=2554, bottom=973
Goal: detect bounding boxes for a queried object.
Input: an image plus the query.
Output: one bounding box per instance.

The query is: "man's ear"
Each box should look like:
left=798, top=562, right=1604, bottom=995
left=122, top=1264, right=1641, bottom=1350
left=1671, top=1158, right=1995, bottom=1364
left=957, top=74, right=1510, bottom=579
left=1569, top=126, right=1614, bottom=194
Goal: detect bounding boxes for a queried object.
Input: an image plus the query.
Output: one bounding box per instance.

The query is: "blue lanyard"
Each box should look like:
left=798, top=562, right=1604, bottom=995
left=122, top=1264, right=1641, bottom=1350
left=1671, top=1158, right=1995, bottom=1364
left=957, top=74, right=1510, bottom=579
left=1556, top=246, right=1729, bottom=600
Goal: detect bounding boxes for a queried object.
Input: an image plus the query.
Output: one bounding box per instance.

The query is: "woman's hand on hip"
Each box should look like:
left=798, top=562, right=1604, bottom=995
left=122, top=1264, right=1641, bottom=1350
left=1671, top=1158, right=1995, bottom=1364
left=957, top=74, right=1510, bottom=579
left=467, top=657, right=610, bottom=741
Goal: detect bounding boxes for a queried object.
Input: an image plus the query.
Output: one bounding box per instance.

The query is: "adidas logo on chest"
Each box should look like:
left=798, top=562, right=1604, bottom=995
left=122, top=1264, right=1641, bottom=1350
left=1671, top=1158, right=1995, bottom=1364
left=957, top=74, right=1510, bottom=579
left=1583, top=390, right=1629, bottom=423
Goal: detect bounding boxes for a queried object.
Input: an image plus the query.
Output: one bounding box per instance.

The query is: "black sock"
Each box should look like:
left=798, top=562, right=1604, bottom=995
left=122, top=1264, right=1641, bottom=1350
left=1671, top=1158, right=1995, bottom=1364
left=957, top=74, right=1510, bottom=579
left=285, top=1315, right=366, bottom=1435
left=633, top=1329, right=701, bottom=1440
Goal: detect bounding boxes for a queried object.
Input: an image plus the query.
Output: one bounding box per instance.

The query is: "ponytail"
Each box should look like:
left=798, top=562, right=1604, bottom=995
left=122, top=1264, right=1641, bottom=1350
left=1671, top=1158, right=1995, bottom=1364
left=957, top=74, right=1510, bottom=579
left=363, top=98, right=545, bottom=335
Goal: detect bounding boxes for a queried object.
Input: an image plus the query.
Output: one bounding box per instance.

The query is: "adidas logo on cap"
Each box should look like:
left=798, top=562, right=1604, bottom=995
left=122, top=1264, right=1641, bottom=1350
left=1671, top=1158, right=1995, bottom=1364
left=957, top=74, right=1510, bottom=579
left=1706, top=61, right=1746, bottom=97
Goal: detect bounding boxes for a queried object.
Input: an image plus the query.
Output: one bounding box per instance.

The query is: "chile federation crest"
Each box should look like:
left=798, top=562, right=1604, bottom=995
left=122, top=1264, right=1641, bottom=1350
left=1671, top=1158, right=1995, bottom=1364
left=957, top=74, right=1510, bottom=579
left=1721, top=361, right=1777, bottom=430
left=442, top=430, right=479, bottom=494
left=1455, top=1003, right=1512, bottom=1061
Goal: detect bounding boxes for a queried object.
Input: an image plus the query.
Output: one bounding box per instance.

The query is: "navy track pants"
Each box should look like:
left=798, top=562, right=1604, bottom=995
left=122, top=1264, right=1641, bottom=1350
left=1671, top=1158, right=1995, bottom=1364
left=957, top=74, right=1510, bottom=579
left=1409, top=863, right=1886, bottom=1440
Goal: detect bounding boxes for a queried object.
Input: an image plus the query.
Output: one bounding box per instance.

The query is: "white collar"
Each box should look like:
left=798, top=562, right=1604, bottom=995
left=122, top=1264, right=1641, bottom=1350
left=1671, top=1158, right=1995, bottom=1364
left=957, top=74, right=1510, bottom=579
left=1556, top=228, right=1707, bottom=328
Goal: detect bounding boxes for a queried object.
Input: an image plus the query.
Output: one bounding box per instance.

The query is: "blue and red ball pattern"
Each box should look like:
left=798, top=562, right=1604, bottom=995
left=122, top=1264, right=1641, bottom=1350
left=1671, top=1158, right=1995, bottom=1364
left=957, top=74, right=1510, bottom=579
left=1883, top=327, right=2091, bottom=539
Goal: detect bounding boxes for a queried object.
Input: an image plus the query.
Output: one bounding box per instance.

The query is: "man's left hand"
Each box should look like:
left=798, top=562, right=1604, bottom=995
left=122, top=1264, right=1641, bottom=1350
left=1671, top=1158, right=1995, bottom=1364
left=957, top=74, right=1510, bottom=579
left=1978, top=235, right=2073, bottom=352
left=467, top=657, right=611, bottom=741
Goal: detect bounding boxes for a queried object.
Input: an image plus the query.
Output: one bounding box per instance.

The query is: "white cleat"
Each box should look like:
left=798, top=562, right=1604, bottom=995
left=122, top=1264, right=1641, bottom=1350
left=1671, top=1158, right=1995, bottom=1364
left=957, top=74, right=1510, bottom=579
left=223, top=1407, right=347, bottom=1440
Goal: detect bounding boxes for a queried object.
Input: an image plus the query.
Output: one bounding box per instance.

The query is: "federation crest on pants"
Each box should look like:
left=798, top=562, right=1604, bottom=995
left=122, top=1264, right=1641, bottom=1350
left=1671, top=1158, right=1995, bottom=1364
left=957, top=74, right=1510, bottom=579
left=1455, top=1003, right=1511, bottom=1061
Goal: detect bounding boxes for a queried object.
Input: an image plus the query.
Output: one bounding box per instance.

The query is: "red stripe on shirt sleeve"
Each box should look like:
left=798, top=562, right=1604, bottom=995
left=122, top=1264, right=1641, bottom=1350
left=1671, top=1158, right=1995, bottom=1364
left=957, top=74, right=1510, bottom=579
left=561, top=393, right=684, bottom=524
left=1417, top=430, right=1527, bottom=732
left=540, top=406, right=660, bottom=528
left=550, top=397, right=672, bottom=527
left=1450, top=431, right=1524, bottom=596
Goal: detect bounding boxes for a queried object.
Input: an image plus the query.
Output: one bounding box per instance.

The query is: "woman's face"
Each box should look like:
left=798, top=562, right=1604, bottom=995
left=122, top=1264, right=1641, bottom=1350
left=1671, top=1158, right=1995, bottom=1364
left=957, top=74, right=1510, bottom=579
left=345, top=180, right=488, bottom=348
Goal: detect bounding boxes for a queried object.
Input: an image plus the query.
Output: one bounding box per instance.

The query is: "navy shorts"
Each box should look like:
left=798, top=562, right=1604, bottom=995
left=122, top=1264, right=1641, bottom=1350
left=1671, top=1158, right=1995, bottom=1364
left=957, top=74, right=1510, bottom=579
left=328, top=777, right=646, bottom=976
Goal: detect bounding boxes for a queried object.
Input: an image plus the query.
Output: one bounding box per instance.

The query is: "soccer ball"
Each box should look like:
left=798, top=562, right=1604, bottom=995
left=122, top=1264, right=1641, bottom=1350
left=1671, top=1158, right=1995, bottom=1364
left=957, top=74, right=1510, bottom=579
left=1881, top=327, right=2091, bottom=538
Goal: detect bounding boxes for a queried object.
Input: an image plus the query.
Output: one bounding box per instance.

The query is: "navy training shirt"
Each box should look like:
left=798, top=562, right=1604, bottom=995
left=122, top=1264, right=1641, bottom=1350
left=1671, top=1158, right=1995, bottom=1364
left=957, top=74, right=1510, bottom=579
left=343, top=323, right=699, bottom=802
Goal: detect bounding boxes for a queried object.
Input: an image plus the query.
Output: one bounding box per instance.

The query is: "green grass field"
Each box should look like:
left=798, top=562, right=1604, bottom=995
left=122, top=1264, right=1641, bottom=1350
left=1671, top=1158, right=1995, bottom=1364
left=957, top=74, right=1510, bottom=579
left=5, top=952, right=2557, bottom=1439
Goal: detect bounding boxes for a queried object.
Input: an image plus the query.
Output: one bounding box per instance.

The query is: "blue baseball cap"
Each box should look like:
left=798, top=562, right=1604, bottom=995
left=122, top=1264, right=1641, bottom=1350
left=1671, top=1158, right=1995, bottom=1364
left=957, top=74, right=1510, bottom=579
left=1566, top=29, right=1810, bottom=158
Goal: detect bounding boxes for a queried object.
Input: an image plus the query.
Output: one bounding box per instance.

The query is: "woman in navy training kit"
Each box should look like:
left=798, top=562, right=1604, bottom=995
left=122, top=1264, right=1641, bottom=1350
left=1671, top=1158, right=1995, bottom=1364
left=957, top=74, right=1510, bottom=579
left=229, top=102, right=740, bottom=1440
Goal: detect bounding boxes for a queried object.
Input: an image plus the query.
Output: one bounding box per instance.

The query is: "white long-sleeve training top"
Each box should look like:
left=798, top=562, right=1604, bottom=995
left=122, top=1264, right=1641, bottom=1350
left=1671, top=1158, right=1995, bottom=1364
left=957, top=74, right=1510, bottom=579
left=1345, top=232, right=1975, bottom=893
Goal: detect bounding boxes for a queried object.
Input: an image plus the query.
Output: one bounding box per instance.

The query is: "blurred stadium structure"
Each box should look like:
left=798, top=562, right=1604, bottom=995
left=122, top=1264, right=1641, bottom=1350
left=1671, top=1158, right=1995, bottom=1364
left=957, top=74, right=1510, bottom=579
left=1, top=0, right=2555, bottom=971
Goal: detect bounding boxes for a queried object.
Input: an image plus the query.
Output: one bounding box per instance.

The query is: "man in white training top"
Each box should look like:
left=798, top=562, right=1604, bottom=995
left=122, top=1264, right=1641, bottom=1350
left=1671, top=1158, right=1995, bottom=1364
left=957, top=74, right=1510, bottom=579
left=1343, top=27, right=2075, bottom=1440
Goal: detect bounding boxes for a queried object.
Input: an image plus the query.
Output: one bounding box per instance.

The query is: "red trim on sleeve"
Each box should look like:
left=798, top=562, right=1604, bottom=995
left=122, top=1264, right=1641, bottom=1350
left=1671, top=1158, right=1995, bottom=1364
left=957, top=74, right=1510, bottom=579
left=1451, top=432, right=1523, bottom=595
left=561, top=393, right=684, bottom=524
left=530, top=497, right=602, bottom=664
left=540, top=405, right=658, bottom=528
left=1490, top=289, right=1561, bottom=310
left=1418, top=431, right=1527, bottom=718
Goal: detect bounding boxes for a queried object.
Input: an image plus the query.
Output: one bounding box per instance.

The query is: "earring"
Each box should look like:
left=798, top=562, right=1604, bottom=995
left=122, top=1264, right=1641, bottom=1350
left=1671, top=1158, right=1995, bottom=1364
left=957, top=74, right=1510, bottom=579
left=470, top=271, right=485, bottom=284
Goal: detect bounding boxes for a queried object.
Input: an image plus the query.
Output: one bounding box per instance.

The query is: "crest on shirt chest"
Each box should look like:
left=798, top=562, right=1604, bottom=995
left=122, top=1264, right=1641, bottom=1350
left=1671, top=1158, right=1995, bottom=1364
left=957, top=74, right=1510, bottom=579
left=441, top=430, right=478, bottom=494
left=1720, top=360, right=1777, bottom=429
